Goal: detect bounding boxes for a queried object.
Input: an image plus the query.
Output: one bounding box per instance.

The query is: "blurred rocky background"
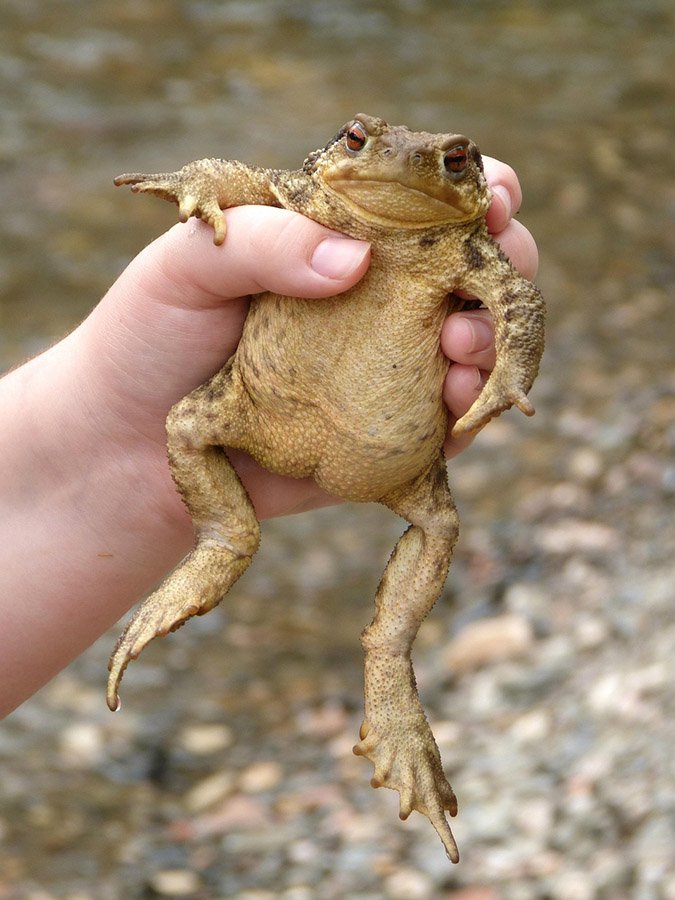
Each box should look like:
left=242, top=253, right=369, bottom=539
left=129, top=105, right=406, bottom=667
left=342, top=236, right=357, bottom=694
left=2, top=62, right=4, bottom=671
left=0, top=1, right=673, bottom=897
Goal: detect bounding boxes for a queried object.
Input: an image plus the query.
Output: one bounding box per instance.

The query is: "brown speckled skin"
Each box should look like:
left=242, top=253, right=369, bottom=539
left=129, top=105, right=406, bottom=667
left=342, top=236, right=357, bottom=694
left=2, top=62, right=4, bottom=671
left=110, top=114, right=545, bottom=861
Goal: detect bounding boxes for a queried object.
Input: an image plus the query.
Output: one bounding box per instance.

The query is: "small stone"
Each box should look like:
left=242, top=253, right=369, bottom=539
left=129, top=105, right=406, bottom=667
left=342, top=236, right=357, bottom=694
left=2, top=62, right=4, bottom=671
left=149, top=869, right=200, bottom=896
left=535, top=518, right=619, bottom=555
left=287, top=838, right=320, bottom=865
left=170, top=794, right=268, bottom=841
left=58, top=723, right=104, bottom=768
left=509, top=709, right=552, bottom=743
left=444, top=614, right=534, bottom=674
left=185, top=771, right=235, bottom=812
left=447, top=889, right=500, bottom=900
left=238, top=760, right=283, bottom=793
left=513, top=797, right=554, bottom=839
left=179, top=723, right=233, bottom=755
left=281, top=888, right=314, bottom=900
left=384, top=866, right=435, bottom=899
left=574, top=614, right=608, bottom=650
left=295, top=702, right=348, bottom=738
left=549, top=869, right=595, bottom=900
left=567, top=447, right=603, bottom=482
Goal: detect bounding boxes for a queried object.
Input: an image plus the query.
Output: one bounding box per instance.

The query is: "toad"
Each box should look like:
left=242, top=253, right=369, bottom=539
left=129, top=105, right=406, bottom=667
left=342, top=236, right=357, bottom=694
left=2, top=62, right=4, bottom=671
left=110, top=114, right=545, bottom=862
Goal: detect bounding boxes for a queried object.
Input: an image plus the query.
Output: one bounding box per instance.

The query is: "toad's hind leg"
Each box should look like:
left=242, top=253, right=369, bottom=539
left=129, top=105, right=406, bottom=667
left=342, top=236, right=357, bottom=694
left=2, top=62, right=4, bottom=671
left=106, top=370, right=260, bottom=711
left=353, top=454, right=460, bottom=862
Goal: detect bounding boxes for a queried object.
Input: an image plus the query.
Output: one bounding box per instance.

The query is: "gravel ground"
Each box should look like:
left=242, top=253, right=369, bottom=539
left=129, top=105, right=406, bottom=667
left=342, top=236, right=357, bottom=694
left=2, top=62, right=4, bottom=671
left=1, top=2, right=673, bottom=897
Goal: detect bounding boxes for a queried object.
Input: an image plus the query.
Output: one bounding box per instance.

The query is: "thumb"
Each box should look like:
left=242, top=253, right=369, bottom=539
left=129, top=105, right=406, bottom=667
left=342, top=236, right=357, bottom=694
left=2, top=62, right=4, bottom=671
left=132, top=205, right=371, bottom=311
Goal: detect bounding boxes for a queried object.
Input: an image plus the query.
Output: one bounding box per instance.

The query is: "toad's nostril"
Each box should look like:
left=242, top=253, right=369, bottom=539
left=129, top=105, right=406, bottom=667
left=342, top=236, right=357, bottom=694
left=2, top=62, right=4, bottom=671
left=411, top=152, right=423, bottom=163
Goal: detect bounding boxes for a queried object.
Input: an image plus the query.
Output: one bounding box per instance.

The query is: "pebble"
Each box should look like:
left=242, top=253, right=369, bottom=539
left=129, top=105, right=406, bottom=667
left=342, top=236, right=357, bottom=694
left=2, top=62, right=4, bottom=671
left=238, top=760, right=284, bottom=793
left=534, top=518, right=619, bottom=555
left=446, top=889, right=499, bottom=900
left=287, top=838, right=321, bottom=865
left=149, top=869, right=201, bottom=896
left=295, top=701, right=349, bottom=738
left=509, top=709, right=552, bottom=743
left=384, top=866, right=435, bottom=899
left=444, top=614, right=534, bottom=673
left=280, top=888, right=314, bottom=900
left=184, top=771, right=235, bottom=812
left=573, top=613, right=609, bottom=650
left=566, top=447, right=603, bottom=482
left=549, top=869, right=596, bottom=900
left=58, top=723, right=104, bottom=768
left=178, top=723, right=233, bottom=755
left=172, top=794, right=268, bottom=841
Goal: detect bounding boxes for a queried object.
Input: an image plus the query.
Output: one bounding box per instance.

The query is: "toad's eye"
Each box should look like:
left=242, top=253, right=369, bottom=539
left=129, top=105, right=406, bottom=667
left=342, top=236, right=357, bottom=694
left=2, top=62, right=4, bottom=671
left=444, top=144, right=468, bottom=177
left=346, top=122, right=368, bottom=153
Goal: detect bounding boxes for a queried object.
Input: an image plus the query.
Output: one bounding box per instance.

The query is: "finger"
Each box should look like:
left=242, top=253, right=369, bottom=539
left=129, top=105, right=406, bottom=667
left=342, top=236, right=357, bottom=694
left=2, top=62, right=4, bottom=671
left=492, top=218, right=539, bottom=281
left=483, top=156, right=522, bottom=233
left=225, top=448, right=341, bottom=520
left=442, top=365, right=489, bottom=458
left=441, top=308, right=496, bottom=371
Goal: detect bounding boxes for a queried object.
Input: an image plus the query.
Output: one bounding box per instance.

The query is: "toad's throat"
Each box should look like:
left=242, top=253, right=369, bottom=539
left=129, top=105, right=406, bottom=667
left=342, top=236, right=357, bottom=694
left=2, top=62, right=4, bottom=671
left=327, top=178, right=485, bottom=227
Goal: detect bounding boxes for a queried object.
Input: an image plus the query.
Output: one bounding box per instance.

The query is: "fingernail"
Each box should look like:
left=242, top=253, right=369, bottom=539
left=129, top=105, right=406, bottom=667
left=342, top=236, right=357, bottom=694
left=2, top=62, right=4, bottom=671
left=462, top=314, right=492, bottom=352
left=491, top=184, right=512, bottom=222
left=311, top=237, right=370, bottom=279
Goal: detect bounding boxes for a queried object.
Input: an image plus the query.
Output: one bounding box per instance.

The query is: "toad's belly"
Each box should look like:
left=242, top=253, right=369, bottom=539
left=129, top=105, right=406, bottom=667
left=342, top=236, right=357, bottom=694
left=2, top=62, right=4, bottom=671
left=233, top=361, right=448, bottom=501
left=313, top=406, right=448, bottom=501
left=231, top=288, right=450, bottom=500
left=240, top=402, right=447, bottom=502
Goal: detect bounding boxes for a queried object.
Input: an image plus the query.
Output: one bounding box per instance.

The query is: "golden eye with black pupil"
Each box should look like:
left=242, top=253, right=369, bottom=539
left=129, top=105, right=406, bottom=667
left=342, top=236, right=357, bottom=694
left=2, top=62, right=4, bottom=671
left=444, top=144, right=468, bottom=177
left=346, top=122, right=367, bottom=153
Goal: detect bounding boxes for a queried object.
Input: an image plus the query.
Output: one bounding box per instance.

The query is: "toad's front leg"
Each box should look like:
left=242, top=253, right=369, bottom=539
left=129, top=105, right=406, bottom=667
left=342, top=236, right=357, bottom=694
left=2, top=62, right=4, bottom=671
left=451, top=235, right=545, bottom=436
left=114, top=158, right=281, bottom=244
left=353, top=455, right=460, bottom=862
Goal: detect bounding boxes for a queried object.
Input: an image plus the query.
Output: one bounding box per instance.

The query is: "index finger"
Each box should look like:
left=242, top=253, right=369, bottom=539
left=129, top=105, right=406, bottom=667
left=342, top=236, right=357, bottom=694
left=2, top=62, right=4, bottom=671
left=482, top=156, right=523, bottom=234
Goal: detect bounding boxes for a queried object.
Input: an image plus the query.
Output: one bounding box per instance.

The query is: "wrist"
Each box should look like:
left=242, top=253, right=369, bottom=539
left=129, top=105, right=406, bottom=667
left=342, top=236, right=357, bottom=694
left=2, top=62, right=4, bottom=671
left=0, top=335, right=195, bottom=716
left=2, top=332, right=192, bottom=621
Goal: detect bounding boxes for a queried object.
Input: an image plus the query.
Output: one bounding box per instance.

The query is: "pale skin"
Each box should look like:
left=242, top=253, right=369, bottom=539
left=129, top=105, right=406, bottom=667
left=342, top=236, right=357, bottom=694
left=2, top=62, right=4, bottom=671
left=0, top=157, right=536, bottom=728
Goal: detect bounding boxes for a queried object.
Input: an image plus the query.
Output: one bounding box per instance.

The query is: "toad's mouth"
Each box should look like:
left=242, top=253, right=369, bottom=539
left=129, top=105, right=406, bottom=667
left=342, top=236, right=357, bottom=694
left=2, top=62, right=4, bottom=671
left=327, top=178, right=487, bottom=227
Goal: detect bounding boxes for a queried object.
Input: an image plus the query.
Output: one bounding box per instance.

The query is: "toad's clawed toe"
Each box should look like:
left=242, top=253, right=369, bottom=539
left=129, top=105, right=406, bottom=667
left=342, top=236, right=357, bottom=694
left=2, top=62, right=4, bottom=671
left=353, top=720, right=460, bottom=863
left=114, top=164, right=227, bottom=244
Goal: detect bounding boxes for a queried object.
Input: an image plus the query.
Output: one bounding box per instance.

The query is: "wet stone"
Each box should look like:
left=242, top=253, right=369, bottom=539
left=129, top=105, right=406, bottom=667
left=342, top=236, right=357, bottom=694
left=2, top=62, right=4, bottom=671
left=149, top=869, right=201, bottom=896
left=384, top=866, right=435, bottom=899
left=444, top=614, right=534, bottom=674
left=238, top=760, right=284, bottom=793
left=178, top=723, right=234, bottom=755
left=184, top=771, right=235, bottom=812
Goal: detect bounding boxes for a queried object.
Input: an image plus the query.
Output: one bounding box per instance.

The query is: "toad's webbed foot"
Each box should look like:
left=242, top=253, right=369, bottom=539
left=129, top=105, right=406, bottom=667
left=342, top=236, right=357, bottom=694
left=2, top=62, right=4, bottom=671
left=114, top=162, right=228, bottom=244
left=353, top=716, right=459, bottom=862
